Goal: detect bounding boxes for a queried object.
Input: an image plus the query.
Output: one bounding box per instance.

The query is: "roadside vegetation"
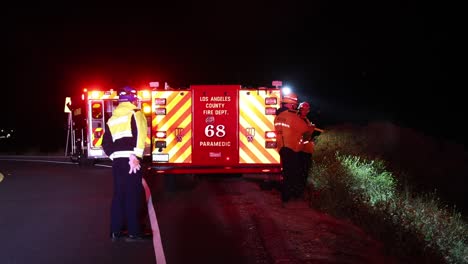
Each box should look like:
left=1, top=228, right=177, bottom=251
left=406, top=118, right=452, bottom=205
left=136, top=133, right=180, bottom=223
left=308, top=122, right=468, bottom=264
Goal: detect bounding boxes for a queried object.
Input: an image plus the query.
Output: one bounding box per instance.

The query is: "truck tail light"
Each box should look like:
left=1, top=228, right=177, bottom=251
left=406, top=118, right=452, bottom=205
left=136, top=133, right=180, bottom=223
left=155, top=108, right=166, bottom=115
left=265, top=97, right=277, bottom=105
left=265, top=107, right=277, bottom=115
left=156, top=131, right=167, bottom=138
left=142, top=102, right=151, bottom=115
left=154, top=98, right=166, bottom=105
left=265, top=131, right=276, bottom=139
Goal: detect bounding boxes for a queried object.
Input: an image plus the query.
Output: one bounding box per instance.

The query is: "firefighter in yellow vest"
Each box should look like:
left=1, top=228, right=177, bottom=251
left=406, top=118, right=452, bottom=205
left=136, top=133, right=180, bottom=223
left=102, top=86, right=151, bottom=242
left=274, top=93, right=315, bottom=204
left=297, top=101, right=315, bottom=192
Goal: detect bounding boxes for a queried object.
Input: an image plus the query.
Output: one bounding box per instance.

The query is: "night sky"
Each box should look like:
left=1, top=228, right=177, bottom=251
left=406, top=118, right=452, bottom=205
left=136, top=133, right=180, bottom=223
left=2, top=4, right=463, bottom=151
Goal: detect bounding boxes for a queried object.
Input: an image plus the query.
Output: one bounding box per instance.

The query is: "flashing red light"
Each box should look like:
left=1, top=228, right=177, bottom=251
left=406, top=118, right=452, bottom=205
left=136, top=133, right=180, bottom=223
left=141, top=90, right=151, bottom=99
left=142, top=103, right=151, bottom=114
left=90, top=91, right=100, bottom=99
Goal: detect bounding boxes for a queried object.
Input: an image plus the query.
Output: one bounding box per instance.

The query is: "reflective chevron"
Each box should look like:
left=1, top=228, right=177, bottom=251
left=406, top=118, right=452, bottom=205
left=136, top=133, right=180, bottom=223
left=239, top=89, right=280, bottom=164
left=151, top=91, right=192, bottom=163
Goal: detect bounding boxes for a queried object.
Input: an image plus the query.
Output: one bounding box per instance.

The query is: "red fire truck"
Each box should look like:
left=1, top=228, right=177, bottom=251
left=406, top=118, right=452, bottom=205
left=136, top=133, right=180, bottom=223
left=66, top=82, right=282, bottom=179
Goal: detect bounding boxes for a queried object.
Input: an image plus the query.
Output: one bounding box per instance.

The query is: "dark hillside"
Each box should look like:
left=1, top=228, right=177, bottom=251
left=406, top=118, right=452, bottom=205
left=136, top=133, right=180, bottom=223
left=321, top=121, right=468, bottom=214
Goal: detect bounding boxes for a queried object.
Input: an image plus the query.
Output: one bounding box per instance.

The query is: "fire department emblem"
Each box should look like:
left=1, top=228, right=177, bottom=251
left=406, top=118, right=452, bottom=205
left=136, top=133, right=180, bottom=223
left=205, top=116, right=215, bottom=124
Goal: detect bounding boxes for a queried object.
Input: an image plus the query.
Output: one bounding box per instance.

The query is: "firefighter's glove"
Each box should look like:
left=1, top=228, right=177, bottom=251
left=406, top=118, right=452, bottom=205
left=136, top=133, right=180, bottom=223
left=128, top=154, right=141, bottom=174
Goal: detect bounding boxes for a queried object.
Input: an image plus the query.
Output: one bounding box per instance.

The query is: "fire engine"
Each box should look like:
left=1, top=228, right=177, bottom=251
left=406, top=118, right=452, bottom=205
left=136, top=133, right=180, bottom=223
left=66, top=81, right=283, bottom=179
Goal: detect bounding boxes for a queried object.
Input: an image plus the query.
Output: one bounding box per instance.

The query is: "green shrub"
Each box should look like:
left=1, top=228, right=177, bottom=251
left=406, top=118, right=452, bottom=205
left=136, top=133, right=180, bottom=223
left=309, top=122, right=468, bottom=263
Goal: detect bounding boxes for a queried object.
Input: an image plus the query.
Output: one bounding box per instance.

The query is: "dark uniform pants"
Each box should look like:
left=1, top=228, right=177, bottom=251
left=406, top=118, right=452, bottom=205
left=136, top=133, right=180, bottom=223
left=300, top=151, right=312, bottom=185
left=111, top=158, right=144, bottom=236
left=279, top=147, right=303, bottom=202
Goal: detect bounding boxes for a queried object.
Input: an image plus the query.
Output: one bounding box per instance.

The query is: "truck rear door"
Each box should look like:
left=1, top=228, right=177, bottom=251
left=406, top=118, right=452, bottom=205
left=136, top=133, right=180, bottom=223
left=191, top=85, right=239, bottom=167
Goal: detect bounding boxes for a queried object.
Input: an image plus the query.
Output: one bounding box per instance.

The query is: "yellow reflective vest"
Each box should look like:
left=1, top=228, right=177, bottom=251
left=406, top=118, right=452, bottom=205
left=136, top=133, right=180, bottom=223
left=105, top=102, right=147, bottom=159
left=274, top=110, right=313, bottom=152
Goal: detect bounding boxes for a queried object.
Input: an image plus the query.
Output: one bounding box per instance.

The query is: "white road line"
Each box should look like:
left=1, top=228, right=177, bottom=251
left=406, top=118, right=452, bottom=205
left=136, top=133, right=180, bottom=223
left=142, top=178, right=167, bottom=264
left=0, top=157, right=164, bottom=262
left=0, top=158, right=76, bottom=165
left=94, top=164, right=112, bottom=168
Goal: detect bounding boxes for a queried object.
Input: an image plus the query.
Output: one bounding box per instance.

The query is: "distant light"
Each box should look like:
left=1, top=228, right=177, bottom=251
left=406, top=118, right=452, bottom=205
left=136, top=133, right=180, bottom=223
left=282, top=86, right=292, bottom=95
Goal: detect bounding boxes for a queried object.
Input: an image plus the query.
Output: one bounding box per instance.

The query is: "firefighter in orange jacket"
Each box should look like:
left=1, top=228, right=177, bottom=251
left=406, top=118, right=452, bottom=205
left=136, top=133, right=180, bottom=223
left=102, top=86, right=151, bottom=242
left=297, top=102, right=315, bottom=192
left=274, top=93, right=314, bottom=204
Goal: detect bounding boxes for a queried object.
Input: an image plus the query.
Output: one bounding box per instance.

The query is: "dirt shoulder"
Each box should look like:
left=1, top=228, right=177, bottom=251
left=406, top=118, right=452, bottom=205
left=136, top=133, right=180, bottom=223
left=245, top=181, right=398, bottom=264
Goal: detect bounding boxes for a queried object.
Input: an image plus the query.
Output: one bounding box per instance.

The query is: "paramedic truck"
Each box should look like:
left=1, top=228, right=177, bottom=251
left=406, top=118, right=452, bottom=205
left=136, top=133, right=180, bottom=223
left=66, top=82, right=282, bottom=179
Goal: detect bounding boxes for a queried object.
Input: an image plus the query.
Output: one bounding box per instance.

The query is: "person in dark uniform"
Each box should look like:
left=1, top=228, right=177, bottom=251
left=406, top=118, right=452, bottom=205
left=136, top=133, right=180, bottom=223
left=297, top=102, right=316, bottom=198
left=274, top=93, right=315, bottom=206
left=102, top=86, right=151, bottom=242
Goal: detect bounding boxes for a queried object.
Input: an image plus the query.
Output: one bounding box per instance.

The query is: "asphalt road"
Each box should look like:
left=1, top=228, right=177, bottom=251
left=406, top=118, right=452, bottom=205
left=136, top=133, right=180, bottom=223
left=0, top=156, right=274, bottom=264
left=0, top=156, right=397, bottom=264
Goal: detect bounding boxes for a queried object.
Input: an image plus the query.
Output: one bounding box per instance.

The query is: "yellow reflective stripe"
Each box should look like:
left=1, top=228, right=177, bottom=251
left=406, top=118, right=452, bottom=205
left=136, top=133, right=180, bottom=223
left=112, top=131, right=133, bottom=141
left=109, top=151, right=135, bottom=160
left=133, top=147, right=144, bottom=157
left=108, top=115, right=129, bottom=126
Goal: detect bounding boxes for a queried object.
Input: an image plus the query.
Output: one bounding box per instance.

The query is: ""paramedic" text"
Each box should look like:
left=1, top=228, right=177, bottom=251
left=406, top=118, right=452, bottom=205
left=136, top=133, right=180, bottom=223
left=199, top=141, right=231, bottom=147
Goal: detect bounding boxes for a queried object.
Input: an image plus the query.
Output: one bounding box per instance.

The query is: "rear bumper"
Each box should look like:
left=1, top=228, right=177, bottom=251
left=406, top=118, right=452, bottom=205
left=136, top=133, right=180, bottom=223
left=149, top=164, right=281, bottom=175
